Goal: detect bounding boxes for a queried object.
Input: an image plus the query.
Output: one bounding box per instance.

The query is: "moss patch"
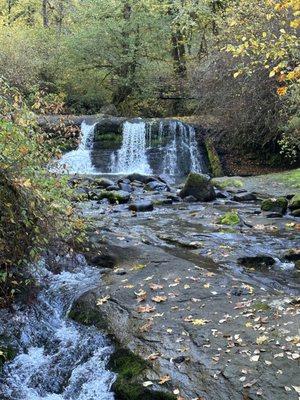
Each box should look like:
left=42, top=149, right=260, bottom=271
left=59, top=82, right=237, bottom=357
left=289, top=193, right=300, bottom=210
left=253, top=301, right=271, bottom=312
left=109, top=349, right=176, bottom=400
left=205, top=138, right=223, bottom=177
left=212, top=178, right=244, bottom=190
left=218, top=211, right=240, bottom=225
left=261, top=197, right=288, bottom=212
left=68, top=306, right=107, bottom=329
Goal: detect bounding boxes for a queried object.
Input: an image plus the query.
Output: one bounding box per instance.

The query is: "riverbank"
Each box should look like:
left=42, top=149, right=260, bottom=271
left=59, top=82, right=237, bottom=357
left=70, top=171, right=299, bottom=400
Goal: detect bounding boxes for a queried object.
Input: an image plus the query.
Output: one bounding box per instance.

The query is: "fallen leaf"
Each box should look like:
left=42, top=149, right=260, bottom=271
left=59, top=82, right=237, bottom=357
left=159, top=375, right=171, bottom=385
left=152, top=295, right=167, bottom=303
left=149, top=283, right=164, bottom=291
left=192, top=319, right=208, bottom=326
left=97, top=295, right=110, bottom=306
left=137, top=304, right=156, bottom=313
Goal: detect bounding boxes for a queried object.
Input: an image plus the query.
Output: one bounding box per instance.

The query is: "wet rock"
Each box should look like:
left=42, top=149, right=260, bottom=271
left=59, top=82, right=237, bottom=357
left=106, top=185, right=120, bottom=191
left=283, top=249, right=300, bottom=262
left=145, top=181, right=168, bottom=192
left=183, top=195, right=198, bottom=203
left=291, top=209, right=300, bottom=217
left=96, top=190, right=131, bottom=204
left=164, top=193, right=182, bottom=202
left=232, top=192, right=257, bottom=202
left=118, top=183, right=133, bottom=193
left=289, top=193, right=300, bottom=210
left=238, top=255, right=276, bottom=270
left=215, top=190, right=228, bottom=199
left=126, top=173, right=155, bottom=184
left=261, top=197, right=288, bottom=214
left=266, top=212, right=283, bottom=218
left=180, top=173, right=216, bottom=201
left=94, top=178, right=115, bottom=189
left=153, top=198, right=173, bottom=206
left=89, top=254, right=117, bottom=269
left=129, top=201, right=154, bottom=212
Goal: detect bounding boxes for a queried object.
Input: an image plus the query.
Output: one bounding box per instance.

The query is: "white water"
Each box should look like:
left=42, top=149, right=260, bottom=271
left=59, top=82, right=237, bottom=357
left=52, top=122, right=96, bottom=174
left=110, top=120, right=205, bottom=176
left=110, top=121, right=152, bottom=175
left=0, top=256, right=115, bottom=400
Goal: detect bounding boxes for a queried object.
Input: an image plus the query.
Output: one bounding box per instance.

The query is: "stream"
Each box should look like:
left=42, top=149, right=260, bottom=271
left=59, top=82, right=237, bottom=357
left=0, top=255, right=115, bottom=400
left=1, top=119, right=299, bottom=400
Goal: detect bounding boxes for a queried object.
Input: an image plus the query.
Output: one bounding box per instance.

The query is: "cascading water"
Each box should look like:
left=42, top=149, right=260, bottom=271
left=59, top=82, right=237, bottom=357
left=52, top=121, right=96, bottom=174
left=109, top=120, right=205, bottom=176
left=110, top=121, right=152, bottom=175
left=0, top=256, right=115, bottom=400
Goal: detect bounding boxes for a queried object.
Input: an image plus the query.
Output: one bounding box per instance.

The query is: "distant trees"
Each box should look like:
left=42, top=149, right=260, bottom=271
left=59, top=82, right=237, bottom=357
left=0, top=0, right=298, bottom=161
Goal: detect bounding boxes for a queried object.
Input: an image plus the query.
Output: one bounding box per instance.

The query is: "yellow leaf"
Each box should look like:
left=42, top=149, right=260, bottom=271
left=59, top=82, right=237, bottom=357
left=192, top=319, right=208, bottom=326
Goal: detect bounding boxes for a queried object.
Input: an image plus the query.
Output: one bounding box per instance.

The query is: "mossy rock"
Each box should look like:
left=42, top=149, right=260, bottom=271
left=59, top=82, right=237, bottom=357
left=289, top=193, right=300, bottom=210
left=261, top=197, right=288, bottom=213
left=68, top=305, right=107, bottom=329
left=205, top=138, right=223, bottom=177
left=96, top=190, right=130, bottom=204
left=218, top=211, right=240, bottom=225
left=180, top=173, right=216, bottom=201
left=0, top=345, right=16, bottom=373
left=109, top=349, right=176, bottom=400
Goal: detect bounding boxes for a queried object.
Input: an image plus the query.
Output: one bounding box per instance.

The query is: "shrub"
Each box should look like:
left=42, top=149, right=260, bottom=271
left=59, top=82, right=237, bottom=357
left=0, top=78, right=83, bottom=305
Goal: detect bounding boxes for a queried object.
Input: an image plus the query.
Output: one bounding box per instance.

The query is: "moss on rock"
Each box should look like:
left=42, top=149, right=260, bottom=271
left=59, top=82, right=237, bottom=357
left=261, top=197, right=288, bottom=213
left=205, top=138, right=223, bottom=177
left=289, top=193, right=300, bottom=210
left=180, top=173, right=216, bottom=201
left=218, top=211, right=240, bottom=225
left=0, top=345, right=16, bottom=373
left=212, top=178, right=244, bottom=190
left=109, top=349, right=176, bottom=400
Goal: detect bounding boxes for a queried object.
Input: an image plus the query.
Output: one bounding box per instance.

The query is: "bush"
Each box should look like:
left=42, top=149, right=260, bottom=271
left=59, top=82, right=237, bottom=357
left=0, top=78, right=84, bottom=305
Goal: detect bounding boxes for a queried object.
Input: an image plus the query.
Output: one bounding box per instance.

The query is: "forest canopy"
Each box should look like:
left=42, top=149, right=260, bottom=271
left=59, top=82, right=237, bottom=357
left=0, top=0, right=298, bottom=163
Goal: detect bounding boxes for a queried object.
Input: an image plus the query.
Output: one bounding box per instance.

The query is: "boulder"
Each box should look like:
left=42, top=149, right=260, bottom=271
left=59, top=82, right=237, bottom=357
left=183, top=195, right=198, bottom=203
left=106, top=185, right=121, bottom=191
left=289, top=194, right=300, bottom=211
left=145, top=181, right=168, bottom=192
left=238, top=255, right=276, bottom=270
left=291, top=209, right=300, bottom=217
left=94, top=178, right=115, bottom=189
left=283, top=249, right=300, bottom=262
left=126, top=173, right=155, bottom=184
left=266, top=212, right=283, bottom=218
left=261, top=197, right=288, bottom=214
left=232, top=193, right=257, bottom=202
left=129, top=201, right=154, bottom=212
left=118, top=183, right=133, bottom=193
left=179, top=173, right=216, bottom=202
left=96, top=190, right=131, bottom=204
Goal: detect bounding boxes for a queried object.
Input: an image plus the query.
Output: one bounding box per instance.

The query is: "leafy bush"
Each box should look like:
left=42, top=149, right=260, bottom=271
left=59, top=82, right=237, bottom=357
left=0, top=78, right=83, bottom=305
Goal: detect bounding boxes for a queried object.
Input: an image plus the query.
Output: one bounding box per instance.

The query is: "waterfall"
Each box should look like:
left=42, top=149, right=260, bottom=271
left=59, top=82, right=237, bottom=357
left=0, top=256, right=115, bottom=400
left=110, top=121, right=152, bottom=175
left=109, top=120, right=205, bottom=176
left=52, top=121, right=96, bottom=174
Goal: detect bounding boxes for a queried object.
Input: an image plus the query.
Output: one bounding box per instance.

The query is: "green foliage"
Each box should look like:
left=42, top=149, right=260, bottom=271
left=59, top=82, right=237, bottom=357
left=205, top=137, right=223, bottom=177
left=218, top=211, right=240, bottom=225
left=0, top=78, right=84, bottom=305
